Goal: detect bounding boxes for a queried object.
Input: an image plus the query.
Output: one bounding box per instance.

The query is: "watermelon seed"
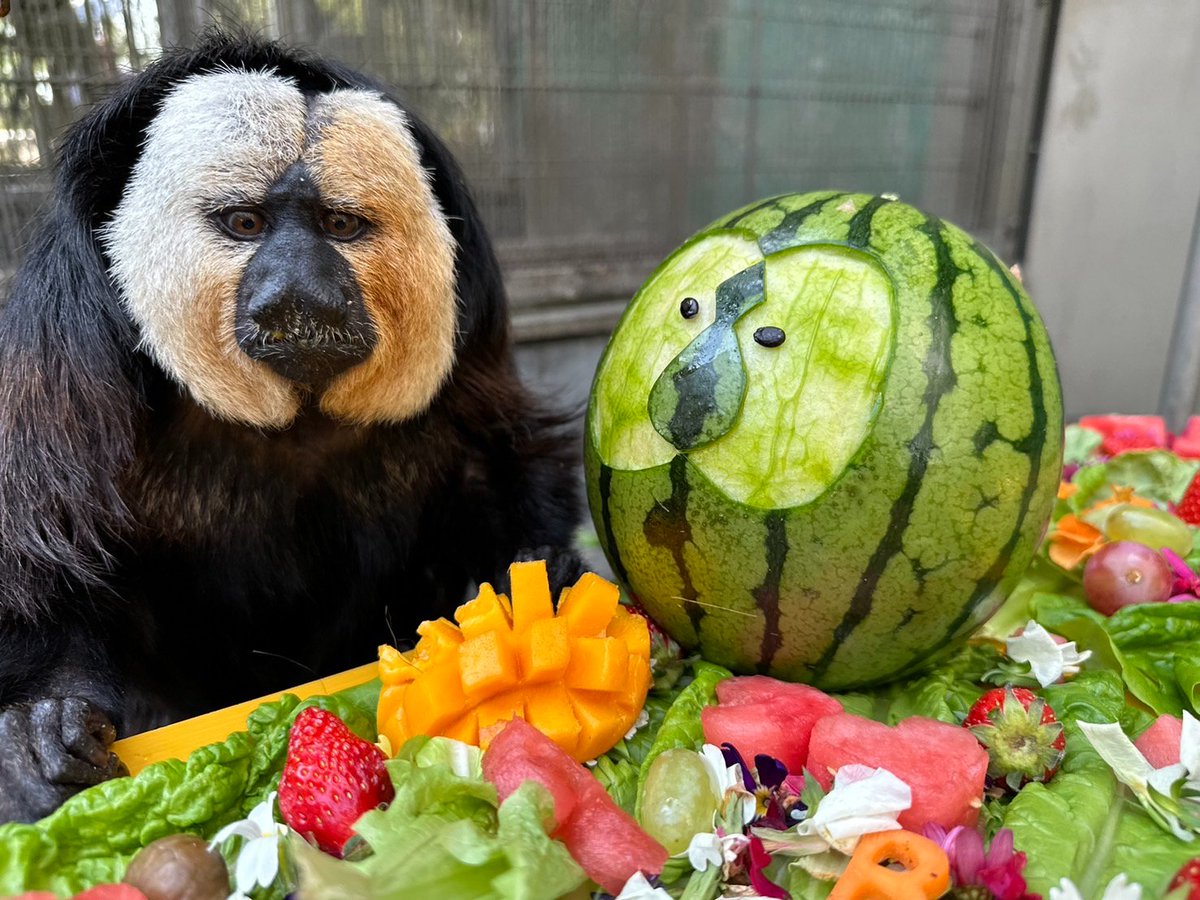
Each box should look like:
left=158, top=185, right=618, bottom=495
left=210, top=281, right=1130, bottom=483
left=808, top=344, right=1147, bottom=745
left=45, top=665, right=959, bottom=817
left=679, top=297, right=699, bottom=319
left=753, top=326, right=785, bottom=348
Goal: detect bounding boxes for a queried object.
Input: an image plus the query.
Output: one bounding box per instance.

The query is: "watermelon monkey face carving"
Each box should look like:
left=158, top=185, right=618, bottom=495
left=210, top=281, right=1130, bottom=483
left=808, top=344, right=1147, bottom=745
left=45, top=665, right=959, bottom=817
left=586, top=191, right=1062, bottom=690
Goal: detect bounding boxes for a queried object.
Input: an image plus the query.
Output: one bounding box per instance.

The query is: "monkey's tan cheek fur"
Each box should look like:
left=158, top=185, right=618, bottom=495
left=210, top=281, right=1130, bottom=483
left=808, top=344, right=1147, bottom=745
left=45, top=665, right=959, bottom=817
left=306, top=91, right=457, bottom=425
left=100, top=70, right=305, bottom=427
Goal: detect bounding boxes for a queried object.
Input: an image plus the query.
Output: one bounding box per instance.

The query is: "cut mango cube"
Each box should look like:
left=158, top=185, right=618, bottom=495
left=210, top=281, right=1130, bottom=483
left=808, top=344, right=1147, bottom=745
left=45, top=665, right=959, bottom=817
left=403, top=650, right=467, bottom=735
left=606, top=606, right=652, bottom=660
left=557, top=572, right=620, bottom=636
left=510, top=560, right=554, bottom=631
left=524, top=683, right=581, bottom=756
left=456, top=583, right=512, bottom=639
left=569, top=689, right=634, bottom=757
left=377, top=562, right=651, bottom=763
left=459, top=630, right=519, bottom=698
left=377, top=643, right=418, bottom=684
left=520, top=616, right=571, bottom=684
left=565, top=637, right=628, bottom=692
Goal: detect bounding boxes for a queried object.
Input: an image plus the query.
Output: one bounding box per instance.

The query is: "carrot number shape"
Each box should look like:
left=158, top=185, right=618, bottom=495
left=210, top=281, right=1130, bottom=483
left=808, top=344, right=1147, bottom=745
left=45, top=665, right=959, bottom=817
left=828, top=829, right=950, bottom=900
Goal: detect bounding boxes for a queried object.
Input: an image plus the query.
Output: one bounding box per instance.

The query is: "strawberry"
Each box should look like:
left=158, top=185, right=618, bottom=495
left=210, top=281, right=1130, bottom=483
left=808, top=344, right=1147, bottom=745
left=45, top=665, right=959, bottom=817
left=277, top=707, right=395, bottom=856
left=1170, top=858, right=1200, bottom=899
left=963, top=686, right=1065, bottom=792
left=1178, top=471, right=1200, bottom=527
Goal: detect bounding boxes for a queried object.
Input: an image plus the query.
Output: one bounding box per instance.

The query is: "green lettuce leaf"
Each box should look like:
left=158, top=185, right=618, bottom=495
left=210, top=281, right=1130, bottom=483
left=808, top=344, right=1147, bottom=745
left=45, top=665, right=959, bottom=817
left=1003, top=669, right=1194, bottom=896
left=1064, top=424, right=1103, bottom=466
left=836, top=642, right=999, bottom=725
left=1105, top=602, right=1200, bottom=717
left=0, top=682, right=380, bottom=896
left=292, top=750, right=585, bottom=900
left=1065, top=450, right=1200, bottom=513
left=1031, top=592, right=1200, bottom=717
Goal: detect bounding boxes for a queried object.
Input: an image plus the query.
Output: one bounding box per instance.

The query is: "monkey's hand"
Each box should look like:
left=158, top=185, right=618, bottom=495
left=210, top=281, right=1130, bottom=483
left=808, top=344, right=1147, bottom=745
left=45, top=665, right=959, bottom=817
left=0, top=697, right=127, bottom=823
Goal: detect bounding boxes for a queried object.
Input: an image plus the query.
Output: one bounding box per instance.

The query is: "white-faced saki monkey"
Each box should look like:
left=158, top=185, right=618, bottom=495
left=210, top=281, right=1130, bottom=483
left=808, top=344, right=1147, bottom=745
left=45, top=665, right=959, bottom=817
left=0, top=32, right=585, bottom=823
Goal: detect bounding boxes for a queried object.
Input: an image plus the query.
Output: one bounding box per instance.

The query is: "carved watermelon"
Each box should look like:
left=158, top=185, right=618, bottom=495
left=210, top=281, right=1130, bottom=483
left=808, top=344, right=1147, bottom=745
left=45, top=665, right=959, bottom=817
left=585, top=191, right=1063, bottom=689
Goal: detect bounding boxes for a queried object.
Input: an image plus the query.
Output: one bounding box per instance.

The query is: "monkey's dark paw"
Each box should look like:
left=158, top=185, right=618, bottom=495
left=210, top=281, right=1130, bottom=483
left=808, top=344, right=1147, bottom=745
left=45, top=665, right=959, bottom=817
left=511, top=545, right=588, bottom=595
left=0, top=698, right=128, bottom=823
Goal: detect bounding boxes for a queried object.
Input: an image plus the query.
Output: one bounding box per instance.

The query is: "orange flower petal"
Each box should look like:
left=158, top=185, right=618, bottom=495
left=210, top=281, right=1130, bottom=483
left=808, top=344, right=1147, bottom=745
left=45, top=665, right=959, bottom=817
left=1048, top=513, right=1104, bottom=570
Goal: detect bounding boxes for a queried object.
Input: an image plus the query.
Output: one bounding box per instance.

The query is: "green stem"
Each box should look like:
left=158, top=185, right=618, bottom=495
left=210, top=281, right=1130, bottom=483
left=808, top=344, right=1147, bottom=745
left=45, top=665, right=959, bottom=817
left=678, top=864, right=722, bottom=900
left=1077, top=783, right=1128, bottom=899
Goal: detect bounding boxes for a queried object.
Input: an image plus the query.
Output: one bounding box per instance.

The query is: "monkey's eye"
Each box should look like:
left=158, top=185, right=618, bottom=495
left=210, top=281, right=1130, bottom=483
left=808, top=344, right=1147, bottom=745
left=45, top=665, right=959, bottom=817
left=217, top=208, right=267, bottom=240
left=321, top=210, right=366, bottom=241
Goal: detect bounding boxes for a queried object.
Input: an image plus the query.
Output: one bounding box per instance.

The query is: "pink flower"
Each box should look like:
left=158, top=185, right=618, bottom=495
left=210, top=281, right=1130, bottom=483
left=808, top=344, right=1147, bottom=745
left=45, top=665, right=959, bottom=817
left=746, top=835, right=788, bottom=899
left=1161, top=548, right=1200, bottom=602
left=924, top=825, right=1039, bottom=900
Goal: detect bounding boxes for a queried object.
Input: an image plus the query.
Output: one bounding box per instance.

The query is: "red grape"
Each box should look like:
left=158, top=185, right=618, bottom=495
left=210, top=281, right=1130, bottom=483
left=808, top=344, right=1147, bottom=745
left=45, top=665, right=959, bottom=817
left=1083, top=541, right=1172, bottom=615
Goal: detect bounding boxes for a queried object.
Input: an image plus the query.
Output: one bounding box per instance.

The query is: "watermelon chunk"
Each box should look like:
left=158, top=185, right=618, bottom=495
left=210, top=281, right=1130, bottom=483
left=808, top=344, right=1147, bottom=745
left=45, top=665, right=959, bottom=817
left=701, top=675, right=843, bottom=776
left=482, top=718, right=667, bottom=893
left=1174, top=417, right=1200, bottom=458
left=1135, top=714, right=1183, bottom=768
left=1077, top=415, right=1169, bottom=457
left=807, top=713, right=988, bottom=831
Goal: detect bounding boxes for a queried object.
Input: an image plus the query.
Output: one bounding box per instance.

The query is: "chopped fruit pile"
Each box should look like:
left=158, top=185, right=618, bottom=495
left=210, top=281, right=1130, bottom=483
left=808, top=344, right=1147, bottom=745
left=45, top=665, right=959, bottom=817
left=376, top=560, right=651, bottom=762
left=10, top=420, right=1200, bottom=900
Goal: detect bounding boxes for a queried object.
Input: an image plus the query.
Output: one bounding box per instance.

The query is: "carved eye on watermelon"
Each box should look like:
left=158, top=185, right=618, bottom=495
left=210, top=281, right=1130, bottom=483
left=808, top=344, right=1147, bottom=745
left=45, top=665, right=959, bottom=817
left=648, top=261, right=765, bottom=452
left=376, top=561, right=651, bottom=763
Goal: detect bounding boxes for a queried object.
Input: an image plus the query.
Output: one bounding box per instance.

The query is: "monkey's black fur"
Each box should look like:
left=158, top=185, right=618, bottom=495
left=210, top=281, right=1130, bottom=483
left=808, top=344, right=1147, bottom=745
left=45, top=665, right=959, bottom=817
left=0, top=32, right=584, bottom=822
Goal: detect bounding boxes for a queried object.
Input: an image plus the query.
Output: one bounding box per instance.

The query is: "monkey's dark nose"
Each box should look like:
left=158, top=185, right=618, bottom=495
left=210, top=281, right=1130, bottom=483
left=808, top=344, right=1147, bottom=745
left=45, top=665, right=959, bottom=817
left=236, top=278, right=376, bottom=386
left=247, top=286, right=348, bottom=333
left=233, top=211, right=378, bottom=386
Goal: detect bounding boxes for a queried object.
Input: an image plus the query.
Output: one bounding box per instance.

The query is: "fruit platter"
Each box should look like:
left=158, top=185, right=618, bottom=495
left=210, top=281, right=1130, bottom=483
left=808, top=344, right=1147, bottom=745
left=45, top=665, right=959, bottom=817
left=4, top=418, right=1200, bottom=899
left=5, top=195, right=1200, bottom=900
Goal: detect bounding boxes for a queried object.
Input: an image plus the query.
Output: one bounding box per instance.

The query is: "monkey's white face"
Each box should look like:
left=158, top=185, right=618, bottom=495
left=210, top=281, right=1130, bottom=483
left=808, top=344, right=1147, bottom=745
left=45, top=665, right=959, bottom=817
left=100, top=69, right=457, bottom=428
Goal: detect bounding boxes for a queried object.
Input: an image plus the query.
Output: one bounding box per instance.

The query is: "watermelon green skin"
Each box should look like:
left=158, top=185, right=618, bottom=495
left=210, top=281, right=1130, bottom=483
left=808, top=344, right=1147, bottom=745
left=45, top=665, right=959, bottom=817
left=585, top=191, right=1063, bottom=690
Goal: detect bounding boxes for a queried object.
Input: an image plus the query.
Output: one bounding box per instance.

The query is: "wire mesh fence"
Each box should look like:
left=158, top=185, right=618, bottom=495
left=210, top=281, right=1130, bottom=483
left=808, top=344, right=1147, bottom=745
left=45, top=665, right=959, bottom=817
left=0, top=0, right=1054, bottom=340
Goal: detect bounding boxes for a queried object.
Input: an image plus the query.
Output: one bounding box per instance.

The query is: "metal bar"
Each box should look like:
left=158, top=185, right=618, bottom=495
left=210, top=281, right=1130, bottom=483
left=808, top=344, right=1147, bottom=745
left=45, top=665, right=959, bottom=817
left=1013, top=0, right=1062, bottom=263
left=1159, top=196, right=1200, bottom=430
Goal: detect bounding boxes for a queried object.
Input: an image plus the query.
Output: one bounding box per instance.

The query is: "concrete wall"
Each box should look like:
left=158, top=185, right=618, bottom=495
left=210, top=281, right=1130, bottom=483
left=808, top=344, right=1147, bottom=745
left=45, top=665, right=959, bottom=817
left=1024, top=0, right=1200, bottom=422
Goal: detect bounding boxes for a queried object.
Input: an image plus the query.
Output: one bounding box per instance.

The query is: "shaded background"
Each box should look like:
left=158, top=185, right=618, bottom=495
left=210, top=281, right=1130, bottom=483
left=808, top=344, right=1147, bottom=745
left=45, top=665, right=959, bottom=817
left=0, top=0, right=1194, bottom=427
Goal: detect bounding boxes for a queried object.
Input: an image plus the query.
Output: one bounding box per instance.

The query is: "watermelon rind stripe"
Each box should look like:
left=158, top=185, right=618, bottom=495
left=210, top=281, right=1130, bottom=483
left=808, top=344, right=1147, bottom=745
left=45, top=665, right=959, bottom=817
left=596, top=462, right=630, bottom=588
left=754, top=511, right=788, bottom=673
left=758, top=193, right=847, bottom=255
left=887, top=240, right=1059, bottom=675
left=846, top=195, right=892, bottom=248
left=809, top=212, right=962, bottom=683
left=642, top=454, right=704, bottom=633
left=720, top=190, right=846, bottom=234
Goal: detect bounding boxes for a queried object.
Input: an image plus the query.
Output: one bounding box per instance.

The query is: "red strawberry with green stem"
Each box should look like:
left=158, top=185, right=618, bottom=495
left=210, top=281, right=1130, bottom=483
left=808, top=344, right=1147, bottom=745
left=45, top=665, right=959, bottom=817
left=963, top=686, right=1065, bottom=792
left=1169, top=858, right=1200, bottom=899
left=278, top=707, right=395, bottom=857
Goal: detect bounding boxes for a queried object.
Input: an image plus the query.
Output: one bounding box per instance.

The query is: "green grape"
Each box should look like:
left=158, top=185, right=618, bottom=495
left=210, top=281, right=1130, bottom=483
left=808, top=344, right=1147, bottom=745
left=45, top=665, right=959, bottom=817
left=638, top=748, right=719, bottom=853
left=1104, top=504, right=1193, bottom=556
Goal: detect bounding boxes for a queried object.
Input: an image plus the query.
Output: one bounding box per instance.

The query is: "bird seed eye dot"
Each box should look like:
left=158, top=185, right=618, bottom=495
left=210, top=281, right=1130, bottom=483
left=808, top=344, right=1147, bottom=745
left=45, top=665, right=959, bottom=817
left=754, top=326, right=786, bottom=348
left=679, top=297, right=699, bottom=319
